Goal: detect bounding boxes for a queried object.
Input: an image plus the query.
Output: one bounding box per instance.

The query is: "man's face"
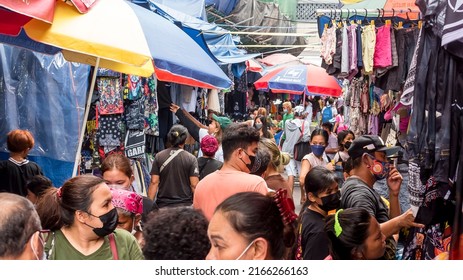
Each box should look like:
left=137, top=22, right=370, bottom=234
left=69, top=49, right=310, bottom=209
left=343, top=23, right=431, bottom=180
left=236, top=142, right=258, bottom=173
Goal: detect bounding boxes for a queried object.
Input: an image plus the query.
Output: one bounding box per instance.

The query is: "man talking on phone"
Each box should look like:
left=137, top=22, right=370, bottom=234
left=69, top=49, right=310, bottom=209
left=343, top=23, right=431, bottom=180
left=340, top=135, right=424, bottom=259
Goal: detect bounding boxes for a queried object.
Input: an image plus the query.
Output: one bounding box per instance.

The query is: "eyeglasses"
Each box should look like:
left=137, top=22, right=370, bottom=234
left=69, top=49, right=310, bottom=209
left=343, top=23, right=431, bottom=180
left=38, top=229, right=51, bottom=243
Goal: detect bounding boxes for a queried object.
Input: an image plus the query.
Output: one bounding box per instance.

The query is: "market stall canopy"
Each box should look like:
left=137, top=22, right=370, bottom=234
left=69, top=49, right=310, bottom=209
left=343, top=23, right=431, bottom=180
left=254, top=64, right=342, bottom=97
left=147, top=0, right=208, bottom=20
left=0, top=0, right=98, bottom=35
left=206, top=0, right=308, bottom=57
left=21, top=0, right=231, bottom=89
left=258, top=53, right=300, bottom=67
left=146, top=1, right=260, bottom=65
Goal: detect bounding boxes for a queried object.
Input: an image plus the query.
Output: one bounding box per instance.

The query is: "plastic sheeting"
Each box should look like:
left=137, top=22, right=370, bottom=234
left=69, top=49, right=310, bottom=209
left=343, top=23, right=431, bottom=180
left=0, top=44, right=90, bottom=186
left=224, top=0, right=307, bottom=57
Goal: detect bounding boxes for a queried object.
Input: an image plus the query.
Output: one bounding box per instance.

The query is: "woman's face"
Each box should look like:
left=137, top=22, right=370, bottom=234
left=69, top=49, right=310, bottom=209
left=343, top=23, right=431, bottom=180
left=102, top=169, right=132, bottom=190
left=206, top=211, right=254, bottom=260
left=362, top=216, right=386, bottom=260
left=311, top=135, right=326, bottom=146
left=84, top=183, right=115, bottom=229
left=208, top=120, right=220, bottom=135
left=342, top=133, right=355, bottom=146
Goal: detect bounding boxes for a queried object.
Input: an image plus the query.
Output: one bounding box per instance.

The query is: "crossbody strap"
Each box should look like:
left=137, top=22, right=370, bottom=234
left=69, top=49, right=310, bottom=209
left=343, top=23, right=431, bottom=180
left=108, top=233, right=118, bottom=260
left=297, top=121, right=305, bottom=143
left=160, top=149, right=183, bottom=173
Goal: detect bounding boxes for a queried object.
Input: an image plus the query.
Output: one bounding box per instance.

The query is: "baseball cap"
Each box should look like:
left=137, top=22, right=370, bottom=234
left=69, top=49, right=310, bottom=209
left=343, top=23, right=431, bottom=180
left=348, top=135, right=399, bottom=160
left=212, top=114, right=232, bottom=130
left=293, top=105, right=305, bottom=116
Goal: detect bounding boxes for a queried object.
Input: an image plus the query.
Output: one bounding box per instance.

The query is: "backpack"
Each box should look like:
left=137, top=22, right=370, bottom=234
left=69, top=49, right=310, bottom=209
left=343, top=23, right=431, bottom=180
left=321, top=106, right=333, bottom=124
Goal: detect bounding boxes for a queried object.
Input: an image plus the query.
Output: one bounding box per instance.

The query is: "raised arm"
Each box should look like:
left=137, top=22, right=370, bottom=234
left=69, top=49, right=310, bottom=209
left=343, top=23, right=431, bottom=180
left=170, top=103, right=205, bottom=142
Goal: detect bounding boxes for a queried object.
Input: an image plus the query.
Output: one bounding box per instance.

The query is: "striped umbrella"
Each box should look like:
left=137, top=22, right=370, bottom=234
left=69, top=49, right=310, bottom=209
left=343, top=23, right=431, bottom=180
left=254, top=64, right=342, bottom=97
left=20, top=0, right=231, bottom=89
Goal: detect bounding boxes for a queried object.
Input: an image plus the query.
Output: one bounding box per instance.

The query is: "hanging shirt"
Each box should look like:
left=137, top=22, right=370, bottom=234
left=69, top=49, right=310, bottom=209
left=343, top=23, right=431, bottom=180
left=362, top=25, right=376, bottom=74
left=374, top=25, right=392, bottom=68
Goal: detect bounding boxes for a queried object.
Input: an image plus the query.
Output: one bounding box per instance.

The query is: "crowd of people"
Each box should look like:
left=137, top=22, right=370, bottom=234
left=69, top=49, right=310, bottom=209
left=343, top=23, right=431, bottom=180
left=0, top=97, right=423, bottom=260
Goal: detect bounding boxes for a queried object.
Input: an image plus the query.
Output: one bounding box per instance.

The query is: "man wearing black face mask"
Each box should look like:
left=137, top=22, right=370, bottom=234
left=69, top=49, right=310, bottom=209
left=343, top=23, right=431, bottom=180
left=340, top=135, right=424, bottom=259
left=193, top=123, right=270, bottom=221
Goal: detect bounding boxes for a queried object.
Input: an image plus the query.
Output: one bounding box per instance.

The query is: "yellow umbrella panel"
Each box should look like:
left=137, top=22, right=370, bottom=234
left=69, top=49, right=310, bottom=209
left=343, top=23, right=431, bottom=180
left=24, top=0, right=155, bottom=75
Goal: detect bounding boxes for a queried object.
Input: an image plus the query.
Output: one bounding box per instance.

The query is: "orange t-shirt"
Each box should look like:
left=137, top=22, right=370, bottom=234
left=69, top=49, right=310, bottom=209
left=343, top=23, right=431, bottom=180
left=193, top=170, right=269, bottom=220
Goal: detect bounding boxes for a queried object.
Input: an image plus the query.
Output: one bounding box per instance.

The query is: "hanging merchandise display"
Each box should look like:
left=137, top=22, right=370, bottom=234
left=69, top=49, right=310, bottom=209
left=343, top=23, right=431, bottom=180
left=318, top=2, right=463, bottom=259
left=79, top=70, right=160, bottom=194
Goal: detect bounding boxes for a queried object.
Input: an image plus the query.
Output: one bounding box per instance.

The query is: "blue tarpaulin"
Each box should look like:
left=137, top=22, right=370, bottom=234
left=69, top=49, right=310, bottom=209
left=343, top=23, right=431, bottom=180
left=147, top=1, right=260, bottom=65
left=0, top=44, right=90, bottom=187
left=205, top=0, right=239, bottom=16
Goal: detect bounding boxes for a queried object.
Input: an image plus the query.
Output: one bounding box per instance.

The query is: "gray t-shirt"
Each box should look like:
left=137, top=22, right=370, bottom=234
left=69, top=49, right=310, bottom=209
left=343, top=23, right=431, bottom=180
left=341, top=177, right=389, bottom=224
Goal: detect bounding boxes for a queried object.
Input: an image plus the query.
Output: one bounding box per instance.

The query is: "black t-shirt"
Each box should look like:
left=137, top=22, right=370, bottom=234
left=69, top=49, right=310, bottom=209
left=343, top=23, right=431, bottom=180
left=0, top=159, right=43, bottom=196
left=150, top=148, right=199, bottom=208
left=301, top=208, right=330, bottom=260
left=197, top=157, right=222, bottom=181
left=341, top=177, right=389, bottom=223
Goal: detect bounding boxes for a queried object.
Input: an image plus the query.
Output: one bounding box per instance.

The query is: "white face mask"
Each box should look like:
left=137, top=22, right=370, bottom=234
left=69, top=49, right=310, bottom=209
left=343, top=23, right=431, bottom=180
left=31, top=232, right=46, bottom=260
left=235, top=240, right=256, bottom=260
left=131, top=217, right=137, bottom=235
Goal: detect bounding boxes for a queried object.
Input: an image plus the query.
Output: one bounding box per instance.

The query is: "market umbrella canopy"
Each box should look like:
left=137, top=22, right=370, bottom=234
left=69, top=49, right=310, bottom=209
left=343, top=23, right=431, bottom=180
left=22, top=0, right=231, bottom=89
left=257, top=53, right=301, bottom=67
left=0, top=0, right=99, bottom=35
left=254, top=64, right=342, bottom=97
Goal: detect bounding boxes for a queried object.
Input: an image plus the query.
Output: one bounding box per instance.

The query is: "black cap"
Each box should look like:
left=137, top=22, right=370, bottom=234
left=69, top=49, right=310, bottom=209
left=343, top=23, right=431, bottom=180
left=348, top=135, right=399, bottom=160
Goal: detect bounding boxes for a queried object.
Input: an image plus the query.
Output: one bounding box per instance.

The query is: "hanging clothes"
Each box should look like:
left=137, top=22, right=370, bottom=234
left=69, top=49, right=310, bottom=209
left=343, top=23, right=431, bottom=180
left=97, top=77, right=124, bottom=115
left=361, top=24, right=376, bottom=75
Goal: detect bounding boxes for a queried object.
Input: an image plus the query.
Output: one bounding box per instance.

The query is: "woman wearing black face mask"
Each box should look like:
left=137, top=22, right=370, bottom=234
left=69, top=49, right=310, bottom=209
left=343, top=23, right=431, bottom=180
left=293, top=166, right=340, bottom=260
left=36, top=175, right=144, bottom=260
left=253, top=115, right=273, bottom=140
left=332, top=130, right=355, bottom=185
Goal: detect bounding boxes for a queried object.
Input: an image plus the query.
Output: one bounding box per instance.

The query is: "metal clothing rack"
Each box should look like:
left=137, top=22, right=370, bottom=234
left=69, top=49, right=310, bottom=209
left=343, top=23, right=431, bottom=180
left=315, top=8, right=420, bottom=19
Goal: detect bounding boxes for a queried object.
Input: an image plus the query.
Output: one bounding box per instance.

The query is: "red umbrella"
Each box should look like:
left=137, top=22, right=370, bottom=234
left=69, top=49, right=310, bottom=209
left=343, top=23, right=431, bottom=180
left=0, top=0, right=98, bottom=35
left=257, top=53, right=300, bottom=67
left=254, top=64, right=342, bottom=97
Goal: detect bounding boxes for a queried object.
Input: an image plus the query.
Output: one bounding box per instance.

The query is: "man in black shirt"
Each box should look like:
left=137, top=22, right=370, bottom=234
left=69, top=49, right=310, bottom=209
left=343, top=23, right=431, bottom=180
left=341, top=135, right=423, bottom=259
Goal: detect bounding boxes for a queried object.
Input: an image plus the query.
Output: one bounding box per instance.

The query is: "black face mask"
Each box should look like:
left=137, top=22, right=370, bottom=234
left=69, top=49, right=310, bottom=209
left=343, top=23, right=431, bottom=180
left=318, top=191, right=341, bottom=212
left=344, top=141, right=352, bottom=149
left=241, top=150, right=256, bottom=173
left=85, top=208, right=118, bottom=237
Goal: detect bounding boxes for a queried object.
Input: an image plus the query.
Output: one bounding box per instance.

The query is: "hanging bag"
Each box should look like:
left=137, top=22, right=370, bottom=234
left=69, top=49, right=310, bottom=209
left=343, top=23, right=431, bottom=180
left=293, top=121, right=312, bottom=161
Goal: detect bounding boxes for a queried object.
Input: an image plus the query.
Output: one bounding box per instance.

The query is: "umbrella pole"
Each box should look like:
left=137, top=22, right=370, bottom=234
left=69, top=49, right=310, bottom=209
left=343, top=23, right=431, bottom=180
left=72, top=57, right=100, bottom=177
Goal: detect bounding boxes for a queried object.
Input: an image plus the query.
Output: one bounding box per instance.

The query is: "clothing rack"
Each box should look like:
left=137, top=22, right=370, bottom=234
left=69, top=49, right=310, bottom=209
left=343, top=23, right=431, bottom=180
left=315, top=8, right=420, bottom=17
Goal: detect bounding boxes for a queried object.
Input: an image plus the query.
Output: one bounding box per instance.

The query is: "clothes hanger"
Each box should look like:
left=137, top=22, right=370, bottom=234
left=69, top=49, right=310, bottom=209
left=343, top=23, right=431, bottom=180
left=362, top=8, right=368, bottom=25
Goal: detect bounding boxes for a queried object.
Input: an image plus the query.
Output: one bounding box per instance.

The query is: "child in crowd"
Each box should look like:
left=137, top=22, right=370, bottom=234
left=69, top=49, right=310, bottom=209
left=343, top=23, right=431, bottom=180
left=325, top=208, right=386, bottom=260
left=0, top=129, right=43, bottom=196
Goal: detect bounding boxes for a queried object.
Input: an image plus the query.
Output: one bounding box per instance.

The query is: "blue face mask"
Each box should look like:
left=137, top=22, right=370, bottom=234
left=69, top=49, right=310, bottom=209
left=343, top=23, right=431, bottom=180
left=311, top=145, right=326, bottom=157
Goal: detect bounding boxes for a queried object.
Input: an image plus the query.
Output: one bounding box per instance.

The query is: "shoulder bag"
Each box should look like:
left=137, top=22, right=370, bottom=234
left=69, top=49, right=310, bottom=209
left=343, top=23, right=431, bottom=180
left=293, top=122, right=312, bottom=161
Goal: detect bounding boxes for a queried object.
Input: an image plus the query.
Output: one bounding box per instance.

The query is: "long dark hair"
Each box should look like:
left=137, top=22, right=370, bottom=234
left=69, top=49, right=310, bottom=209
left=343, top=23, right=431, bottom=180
left=214, top=192, right=296, bottom=260
left=337, top=130, right=354, bottom=151
left=324, top=208, right=372, bottom=260
left=254, top=115, right=272, bottom=139
left=36, top=175, right=105, bottom=231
